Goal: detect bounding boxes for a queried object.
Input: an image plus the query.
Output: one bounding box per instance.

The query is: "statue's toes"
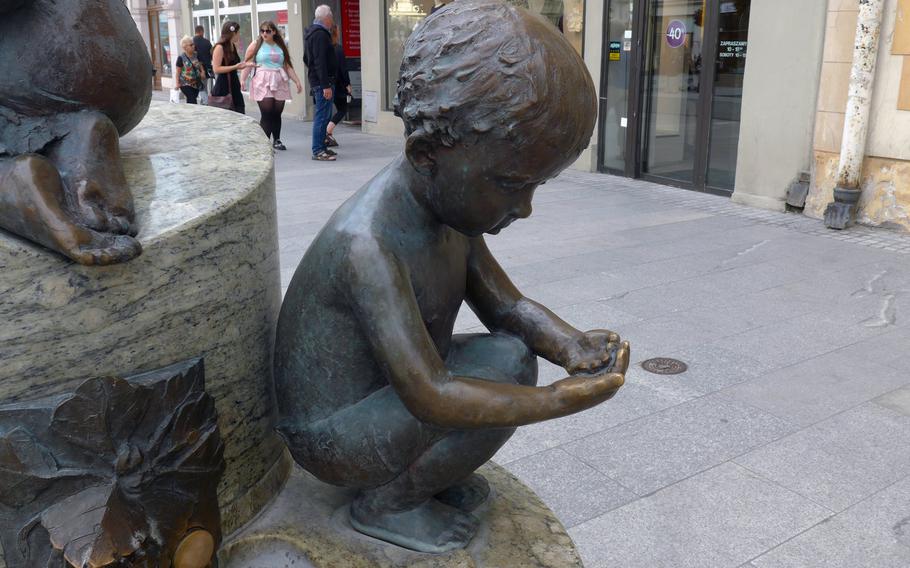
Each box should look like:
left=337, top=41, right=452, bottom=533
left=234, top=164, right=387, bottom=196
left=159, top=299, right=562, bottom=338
left=70, top=233, right=142, bottom=266
left=80, top=204, right=136, bottom=236
left=438, top=519, right=476, bottom=550
left=72, top=180, right=136, bottom=235
left=107, top=211, right=137, bottom=236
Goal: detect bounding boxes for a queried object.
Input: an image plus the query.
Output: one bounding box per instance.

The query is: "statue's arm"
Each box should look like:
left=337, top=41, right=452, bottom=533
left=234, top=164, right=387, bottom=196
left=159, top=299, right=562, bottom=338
left=465, top=236, right=590, bottom=366
left=344, top=238, right=625, bottom=430
left=466, top=237, right=626, bottom=373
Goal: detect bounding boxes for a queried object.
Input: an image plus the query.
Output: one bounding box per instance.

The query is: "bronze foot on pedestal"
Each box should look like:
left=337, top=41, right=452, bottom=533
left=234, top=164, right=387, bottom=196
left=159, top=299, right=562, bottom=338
left=0, top=154, right=141, bottom=265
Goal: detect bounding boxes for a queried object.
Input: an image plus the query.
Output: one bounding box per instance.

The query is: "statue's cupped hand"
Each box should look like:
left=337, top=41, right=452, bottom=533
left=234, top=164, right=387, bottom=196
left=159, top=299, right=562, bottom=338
left=550, top=339, right=630, bottom=414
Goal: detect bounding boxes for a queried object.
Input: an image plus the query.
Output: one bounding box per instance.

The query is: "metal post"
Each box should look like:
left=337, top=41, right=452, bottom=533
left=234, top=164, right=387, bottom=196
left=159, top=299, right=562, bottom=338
left=824, top=0, right=887, bottom=230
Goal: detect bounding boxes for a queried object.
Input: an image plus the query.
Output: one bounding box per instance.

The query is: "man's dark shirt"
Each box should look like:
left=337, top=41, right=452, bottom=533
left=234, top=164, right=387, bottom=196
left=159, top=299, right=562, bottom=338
left=304, top=23, right=337, bottom=90
left=193, top=35, right=213, bottom=69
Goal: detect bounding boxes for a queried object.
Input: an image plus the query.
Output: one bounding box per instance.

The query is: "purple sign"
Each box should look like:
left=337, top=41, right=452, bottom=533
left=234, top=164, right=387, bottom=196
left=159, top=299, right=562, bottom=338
left=666, top=19, right=687, bottom=49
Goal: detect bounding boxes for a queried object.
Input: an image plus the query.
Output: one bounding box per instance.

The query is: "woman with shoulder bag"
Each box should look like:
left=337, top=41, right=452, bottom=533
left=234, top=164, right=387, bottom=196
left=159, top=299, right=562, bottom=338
left=210, top=21, right=254, bottom=113
left=174, top=35, right=207, bottom=104
left=241, top=21, right=302, bottom=150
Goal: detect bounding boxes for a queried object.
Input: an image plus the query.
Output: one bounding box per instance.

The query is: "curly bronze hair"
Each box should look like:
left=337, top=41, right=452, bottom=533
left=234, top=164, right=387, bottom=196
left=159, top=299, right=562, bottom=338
left=394, top=0, right=596, bottom=157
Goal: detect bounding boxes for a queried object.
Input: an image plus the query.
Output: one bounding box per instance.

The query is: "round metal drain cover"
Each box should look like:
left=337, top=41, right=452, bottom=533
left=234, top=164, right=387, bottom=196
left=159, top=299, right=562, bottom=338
left=641, top=358, right=688, bottom=375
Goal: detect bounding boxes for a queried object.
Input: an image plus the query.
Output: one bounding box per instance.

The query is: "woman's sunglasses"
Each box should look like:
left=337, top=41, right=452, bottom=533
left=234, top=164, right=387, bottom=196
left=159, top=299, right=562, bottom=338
left=260, top=28, right=274, bottom=34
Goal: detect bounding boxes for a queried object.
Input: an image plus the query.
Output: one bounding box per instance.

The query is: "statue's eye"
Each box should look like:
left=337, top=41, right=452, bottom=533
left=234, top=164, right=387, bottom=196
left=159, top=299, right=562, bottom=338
left=497, top=177, right=533, bottom=191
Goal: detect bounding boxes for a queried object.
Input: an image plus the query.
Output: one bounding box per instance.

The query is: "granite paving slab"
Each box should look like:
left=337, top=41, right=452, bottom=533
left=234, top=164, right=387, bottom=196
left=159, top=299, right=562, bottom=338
left=564, top=393, right=795, bottom=496
left=749, top=476, right=910, bottom=567
left=568, top=463, right=832, bottom=568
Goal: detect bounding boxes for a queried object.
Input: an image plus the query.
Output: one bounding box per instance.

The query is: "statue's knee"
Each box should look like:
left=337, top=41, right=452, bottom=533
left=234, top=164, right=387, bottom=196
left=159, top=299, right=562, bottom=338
left=489, top=334, right=537, bottom=386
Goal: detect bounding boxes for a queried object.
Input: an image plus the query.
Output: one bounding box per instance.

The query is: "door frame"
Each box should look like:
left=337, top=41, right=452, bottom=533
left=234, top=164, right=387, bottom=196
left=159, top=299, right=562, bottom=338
left=148, top=9, right=163, bottom=90
left=596, top=0, right=647, bottom=179
left=599, top=0, right=734, bottom=196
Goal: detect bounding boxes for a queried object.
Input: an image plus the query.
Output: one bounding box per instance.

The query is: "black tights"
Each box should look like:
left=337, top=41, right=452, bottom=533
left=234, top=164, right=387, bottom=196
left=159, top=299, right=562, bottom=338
left=257, top=98, right=286, bottom=141
left=331, top=96, right=348, bottom=126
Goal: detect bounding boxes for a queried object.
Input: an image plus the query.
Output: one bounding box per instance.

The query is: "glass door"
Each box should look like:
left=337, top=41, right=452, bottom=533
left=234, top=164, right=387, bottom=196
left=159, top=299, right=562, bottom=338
left=600, top=0, right=751, bottom=194
left=640, top=0, right=706, bottom=185
left=600, top=0, right=636, bottom=174
left=706, top=0, right=751, bottom=189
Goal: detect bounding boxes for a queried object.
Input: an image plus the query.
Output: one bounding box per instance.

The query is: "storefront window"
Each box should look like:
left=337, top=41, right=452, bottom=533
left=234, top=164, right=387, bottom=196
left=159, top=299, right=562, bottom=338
left=190, top=0, right=214, bottom=11
left=383, top=0, right=584, bottom=108
left=193, top=15, right=216, bottom=41
left=258, top=4, right=290, bottom=43
left=384, top=1, right=432, bottom=108
left=528, top=0, right=584, bottom=54
left=157, top=11, right=172, bottom=78
left=221, top=11, right=253, bottom=53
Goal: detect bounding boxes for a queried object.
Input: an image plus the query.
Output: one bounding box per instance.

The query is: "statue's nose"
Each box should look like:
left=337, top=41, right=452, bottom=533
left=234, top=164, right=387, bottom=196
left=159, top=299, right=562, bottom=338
left=513, top=199, right=532, bottom=219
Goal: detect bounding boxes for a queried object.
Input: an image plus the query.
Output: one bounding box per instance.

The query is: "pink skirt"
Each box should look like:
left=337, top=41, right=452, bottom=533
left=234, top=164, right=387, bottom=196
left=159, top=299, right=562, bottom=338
left=250, top=67, right=292, bottom=101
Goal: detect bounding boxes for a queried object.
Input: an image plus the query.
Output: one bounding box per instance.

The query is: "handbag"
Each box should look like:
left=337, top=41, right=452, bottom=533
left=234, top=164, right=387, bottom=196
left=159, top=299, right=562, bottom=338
left=208, top=55, right=235, bottom=110
left=208, top=90, right=233, bottom=110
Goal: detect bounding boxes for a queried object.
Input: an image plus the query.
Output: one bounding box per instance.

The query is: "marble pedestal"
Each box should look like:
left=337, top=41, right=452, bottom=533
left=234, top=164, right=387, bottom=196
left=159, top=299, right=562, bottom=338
left=0, top=102, right=286, bottom=537
left=219, top=461, right=584, bottom=568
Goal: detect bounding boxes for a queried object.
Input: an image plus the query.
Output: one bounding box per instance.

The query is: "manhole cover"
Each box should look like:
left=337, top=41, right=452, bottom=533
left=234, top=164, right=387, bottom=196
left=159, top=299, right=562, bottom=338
left=641, top=358, right=688, bottom=375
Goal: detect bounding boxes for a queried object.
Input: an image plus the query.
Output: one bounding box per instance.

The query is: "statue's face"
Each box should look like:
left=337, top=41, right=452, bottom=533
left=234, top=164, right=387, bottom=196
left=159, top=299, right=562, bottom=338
left=424, top=125, right=568, bottom=237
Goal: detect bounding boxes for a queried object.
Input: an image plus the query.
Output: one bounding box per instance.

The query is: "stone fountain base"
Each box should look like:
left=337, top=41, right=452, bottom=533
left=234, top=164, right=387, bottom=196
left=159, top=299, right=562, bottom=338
left=219, top=459, right=584, bottom=568
left=0, top=102, right=285, bottom=541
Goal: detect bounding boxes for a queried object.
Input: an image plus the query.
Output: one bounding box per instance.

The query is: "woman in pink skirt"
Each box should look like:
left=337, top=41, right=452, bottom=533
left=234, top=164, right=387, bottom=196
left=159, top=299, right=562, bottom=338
left=242, top=21, right=303, bottom=150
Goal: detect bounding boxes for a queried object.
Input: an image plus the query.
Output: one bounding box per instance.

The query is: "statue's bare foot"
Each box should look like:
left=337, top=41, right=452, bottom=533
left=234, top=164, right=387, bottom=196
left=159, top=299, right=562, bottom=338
left=350, top=498, right=478, bottom=553
left=0, top=155, right=142, bottom=265
left=45, top=111, right=137, bottom=236
left=435, top=473, right=491, bottom=512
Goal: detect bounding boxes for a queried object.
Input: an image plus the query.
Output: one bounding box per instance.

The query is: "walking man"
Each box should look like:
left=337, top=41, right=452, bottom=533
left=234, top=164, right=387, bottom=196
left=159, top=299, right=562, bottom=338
left=304, top=5, right=338, bottom=161
left=192, top=25, right=213, bottom=104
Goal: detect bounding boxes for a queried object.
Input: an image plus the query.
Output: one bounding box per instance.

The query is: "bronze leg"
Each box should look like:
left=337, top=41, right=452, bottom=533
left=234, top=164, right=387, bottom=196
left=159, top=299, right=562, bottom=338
left=44, top=110, right=137, bottom=236
left=348, top=333, right=538, bottom=553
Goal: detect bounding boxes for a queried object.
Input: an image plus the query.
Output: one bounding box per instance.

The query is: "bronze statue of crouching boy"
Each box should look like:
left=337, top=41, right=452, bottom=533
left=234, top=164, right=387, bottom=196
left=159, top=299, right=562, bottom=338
left=274, top=0, right=630, bottom=554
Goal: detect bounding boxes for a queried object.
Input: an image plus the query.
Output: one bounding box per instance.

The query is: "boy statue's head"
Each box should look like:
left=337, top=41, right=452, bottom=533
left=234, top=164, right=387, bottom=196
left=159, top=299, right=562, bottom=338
left=394, top=0, right=597, bottom=236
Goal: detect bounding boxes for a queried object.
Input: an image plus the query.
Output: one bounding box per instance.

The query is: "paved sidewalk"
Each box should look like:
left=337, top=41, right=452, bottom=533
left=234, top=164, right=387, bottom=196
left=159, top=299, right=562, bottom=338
left=269, top=117, right=910, bottom=567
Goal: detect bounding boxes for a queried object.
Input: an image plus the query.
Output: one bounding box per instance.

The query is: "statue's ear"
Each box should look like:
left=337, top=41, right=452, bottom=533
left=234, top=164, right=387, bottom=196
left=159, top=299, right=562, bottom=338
left=405, top=130, right=436, bottom=177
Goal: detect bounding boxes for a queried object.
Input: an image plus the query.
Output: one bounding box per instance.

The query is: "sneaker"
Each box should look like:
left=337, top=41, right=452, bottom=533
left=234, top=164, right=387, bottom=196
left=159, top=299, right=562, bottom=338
left=324, top=134, right=339, bottom=147
left=312, top=151, right=336, bottom=161
left=273, top=140, right=287, bottom=151
left=323, top=148, right=337, bottom=156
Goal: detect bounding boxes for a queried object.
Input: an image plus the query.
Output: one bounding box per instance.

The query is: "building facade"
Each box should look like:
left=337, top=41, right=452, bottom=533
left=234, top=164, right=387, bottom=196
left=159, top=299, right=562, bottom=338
left=359, top=0, right=910, bottom=232
left=130, top=0, right=364, bottom=120
left=131, top=0, right=910, bottom=232
left=360, top=1, right=826, bottom=197
left=803, top=0, right=910, bottom=231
